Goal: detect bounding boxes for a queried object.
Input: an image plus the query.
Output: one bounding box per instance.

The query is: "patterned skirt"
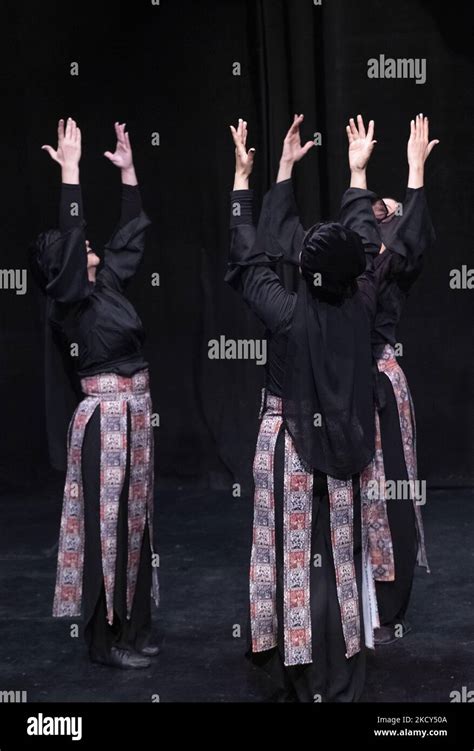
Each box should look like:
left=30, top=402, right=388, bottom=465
left=249, top=391, right=394, bottom=667
left=53, top=369, right=159, bottom=625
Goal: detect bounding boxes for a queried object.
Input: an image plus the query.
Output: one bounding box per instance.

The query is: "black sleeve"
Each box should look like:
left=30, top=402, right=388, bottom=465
left=385, top=187, right=435, bottom=282
left=257, top=179, right=306, bottom=266
left=226, top=190, right=295, bottom=333
left=117, top=185, right=142, bottom=228
left=356, top=248, right=395, bottom=323
left=40, top=187, right=90, bottom=303
left=100, top=186, right=151, bottom=290
left=59, top=183, right=84, bottom=232
left=339, top=187, right=382, bottom=261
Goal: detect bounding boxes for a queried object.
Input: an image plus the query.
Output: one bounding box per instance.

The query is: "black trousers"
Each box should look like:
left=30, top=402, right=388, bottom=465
left=250, top=427, right=366, bottom=703
left=376, top=372, right=418, bottom=626
left=81, top=406, right=153, bottom=662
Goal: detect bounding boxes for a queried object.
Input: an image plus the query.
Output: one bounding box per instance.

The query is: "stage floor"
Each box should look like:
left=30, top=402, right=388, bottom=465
left=0, top=480, right=472, bottom=702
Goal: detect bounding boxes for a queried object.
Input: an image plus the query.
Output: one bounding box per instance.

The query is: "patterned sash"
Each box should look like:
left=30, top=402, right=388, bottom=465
left=377, top=345, right=429, bottom=571
left=249, top=392, right=393, bottom=666
left=53, top=369, right=160, bottom=624
left=360, top=412, right=396, bottom=582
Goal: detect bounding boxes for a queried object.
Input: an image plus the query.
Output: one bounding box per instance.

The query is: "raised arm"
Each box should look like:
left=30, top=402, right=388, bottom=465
left=374, top=115, right=438, bottom=284
left=339, top=115, right=381, bottom=260
left=102, top=123, right=151, bottom=287
left=39, top=117, right=92, bottom=302
left=260, top=114, right=315, bottom=266
left=226, top=119, right=295, bottom=333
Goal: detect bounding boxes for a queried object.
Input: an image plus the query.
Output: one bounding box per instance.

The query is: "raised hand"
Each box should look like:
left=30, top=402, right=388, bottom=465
left=230, top=118, right=255, bottom=178
left=407, top=114, right=439, bottom=189
left=104, top=122, right=134, bottom=170
left=42, top=118, right=81, bottom=169
left=280, top=114, right=315, bottom=165
left=276, top=114, right=314, bottom=182
left=407, top=113, right=439, bottom=169
left=346, top=114, right=376, bottom=173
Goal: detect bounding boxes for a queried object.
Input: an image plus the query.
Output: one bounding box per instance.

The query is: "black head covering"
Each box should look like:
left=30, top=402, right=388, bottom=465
left=370, top=195, right=402, bottom=250
left=283, top=222, right=375, bottom=479
left=28, top=228, right=86, bottom=471
left=28, top=230, right=62, bottom=292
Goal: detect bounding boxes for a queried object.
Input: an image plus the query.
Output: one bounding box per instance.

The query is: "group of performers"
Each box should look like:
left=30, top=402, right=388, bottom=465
left=227, top=113, right=436, bottom=701
left=29, top=110, right=437, bottom=700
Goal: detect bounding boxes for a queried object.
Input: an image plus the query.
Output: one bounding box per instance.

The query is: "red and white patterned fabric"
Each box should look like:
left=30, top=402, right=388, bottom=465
left=377, top=344, right=429, bottom=571
left=249, top=392, right=393, bottom=666
left=360, top=411, right=396, bottom=582
left=53, top=369, right=159, bottom=624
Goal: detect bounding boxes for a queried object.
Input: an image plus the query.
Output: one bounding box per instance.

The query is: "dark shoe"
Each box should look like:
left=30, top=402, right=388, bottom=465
left=91, top=646, right=151, bottom=669
left=374, top=620, right=412, bottom=646
left=138, top=644, right=161, bottom=657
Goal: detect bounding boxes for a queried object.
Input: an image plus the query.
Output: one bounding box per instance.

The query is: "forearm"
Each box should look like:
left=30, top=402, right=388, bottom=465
left=233, top=172, right=249, bottom=190
left=121, top=165, right=138, bottom=186
left=277, top=159, right=293, bottom=183
left=61, top=165, right=79, bottom=185
left=407, top=164, right=424, bottom=189
left=59, top=183, right=84, bottom=232
left=118, top=185, right=142, bottom=227
left=339, top=187, right=381, bottom=258
left=350, top=168, right=368, bottom=190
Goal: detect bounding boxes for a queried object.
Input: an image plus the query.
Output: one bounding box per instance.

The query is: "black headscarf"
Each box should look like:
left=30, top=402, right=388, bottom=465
left=28, top=226, right=89, bottom=471
left=282, top=222, right=375, bottom=479
left=370, top=195, right=402, bottom=250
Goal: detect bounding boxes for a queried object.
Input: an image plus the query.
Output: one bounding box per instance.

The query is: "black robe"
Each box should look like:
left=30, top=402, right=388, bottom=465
left=42, top=184, right=151, bottom=470
left=339, top=186, right=435, bottom=626
left=226, top=183, right=392, bottom=701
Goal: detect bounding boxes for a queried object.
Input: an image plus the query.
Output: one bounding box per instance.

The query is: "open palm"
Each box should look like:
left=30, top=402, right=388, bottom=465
left=104, top=122, right=133, bottom=169
left=280, top=114, right=314, bottom=163
left=346, top=114, right=376, bottom=171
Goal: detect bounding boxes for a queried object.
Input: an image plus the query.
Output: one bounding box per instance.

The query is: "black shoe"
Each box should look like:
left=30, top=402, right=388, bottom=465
left=91, top=646, right=151, bottom=669
left=374, top=620, right=412, bottom=646
left=138, top=644, right=161, bottom=657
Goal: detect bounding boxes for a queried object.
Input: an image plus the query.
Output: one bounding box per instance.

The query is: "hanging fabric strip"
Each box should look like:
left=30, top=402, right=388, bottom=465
left=249, top=393, right=378, bottom=666
left=53, top=369, right=159, bottom=624
left=377, top=344, right=429, bottom=571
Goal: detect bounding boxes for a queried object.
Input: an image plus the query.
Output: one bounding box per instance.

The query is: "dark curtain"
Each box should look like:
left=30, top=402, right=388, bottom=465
left=1, top=0, right=472, bottom=492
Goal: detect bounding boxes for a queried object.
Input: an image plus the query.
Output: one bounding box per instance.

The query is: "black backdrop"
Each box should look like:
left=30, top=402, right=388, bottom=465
left=1, top=0, right=472, bottom=492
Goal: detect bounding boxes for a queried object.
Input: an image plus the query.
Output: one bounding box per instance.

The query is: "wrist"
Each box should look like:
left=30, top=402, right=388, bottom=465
left=61, top=165, right=80, bottom=184
left=350, top=170, right=367, bottom=190
left=121, top=165, right=138, bottom=185
left=408, top=163, right=424, bottom=174
left=407, top=165, right=424, bottom=189
left=277, top=160, right=294, bottom=182
left=233, top=173, right=249, bottom=190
